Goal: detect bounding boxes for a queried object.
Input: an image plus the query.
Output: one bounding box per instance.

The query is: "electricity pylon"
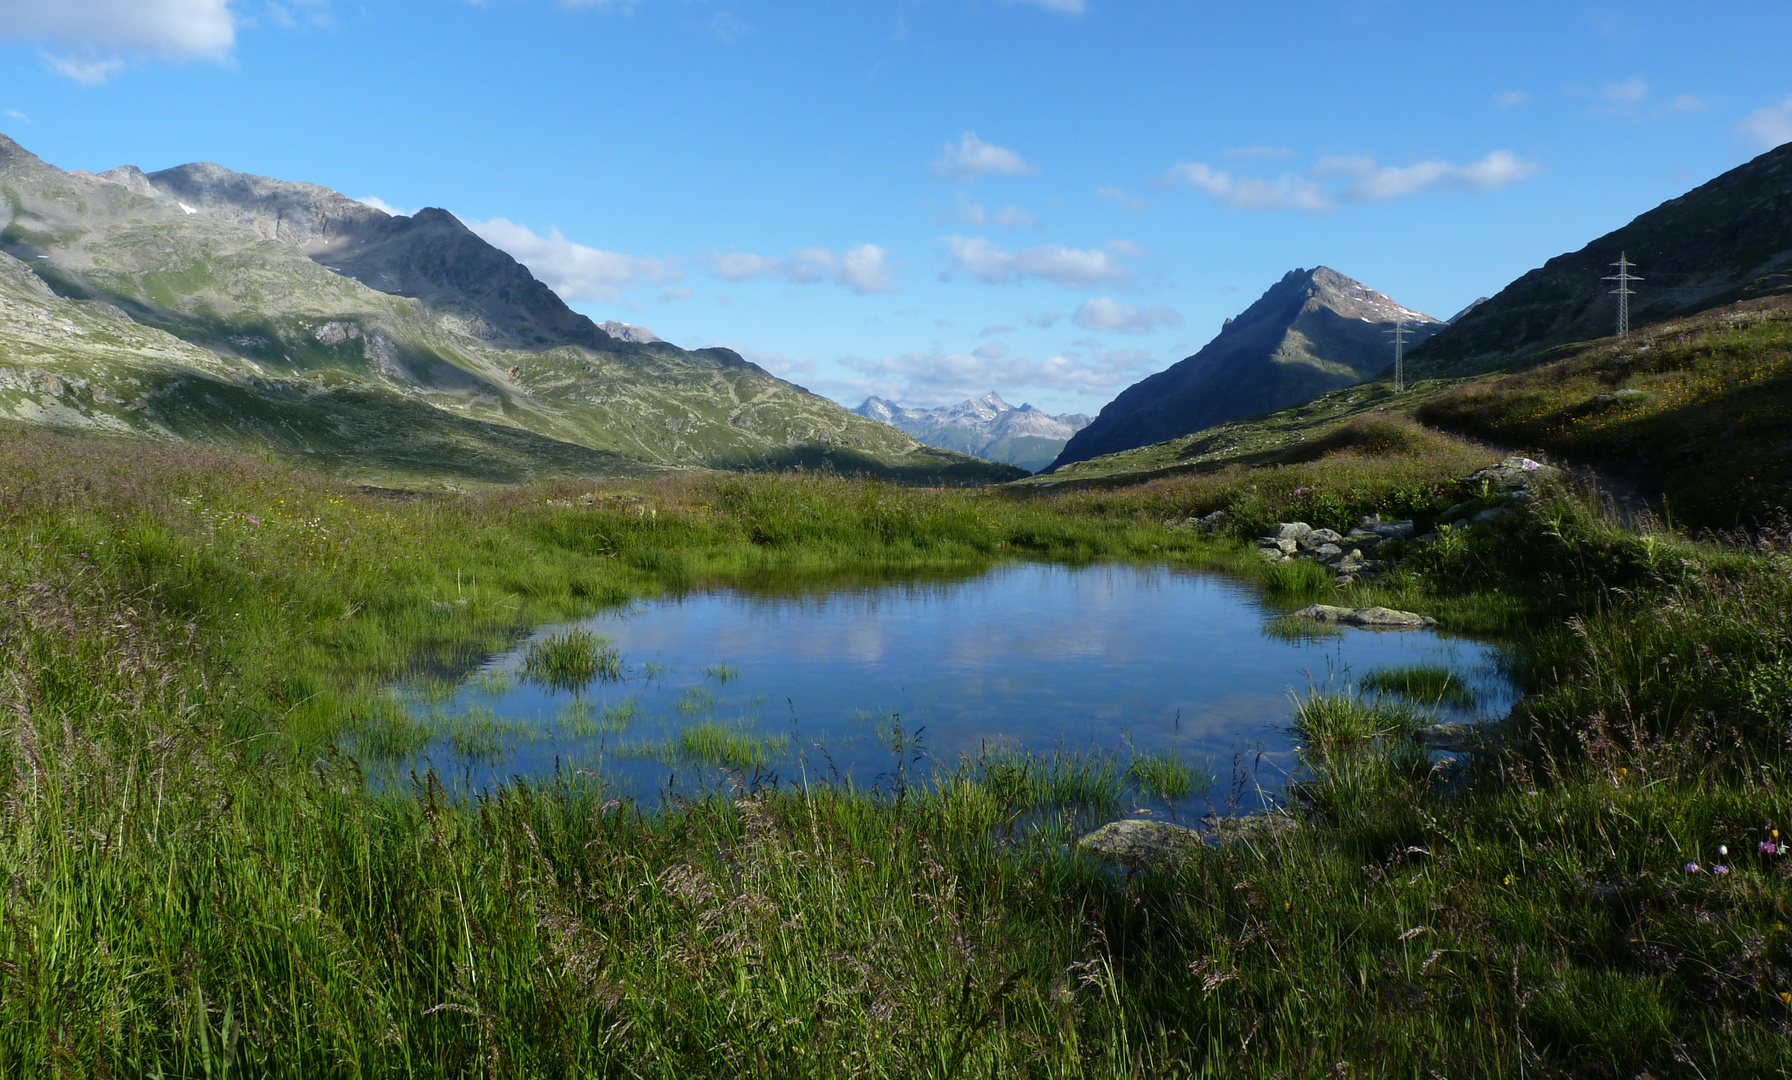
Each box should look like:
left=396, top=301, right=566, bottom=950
left=1385, top=320, right=1410, bottom=393
left=1602, top=252, right=1642, bottom=338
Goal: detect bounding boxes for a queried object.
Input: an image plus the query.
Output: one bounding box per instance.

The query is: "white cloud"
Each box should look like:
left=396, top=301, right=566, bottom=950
left=840, top=345, right=1151, bottom=407
left=1220, top=145, right=1295, bottom=160
left=4, top=109, right=28, bottom=123
left=942, top=235, right=1133, bottom=288
left=1163, top=162, right=1330, bottom=212
left=1072, top=297, right=1182, bottom=334
left=3, top=0, right=238, bottom=83
left=466, top=217, right=680, bottom=302
left=705, top=11, right=750, bottom=43
left=973, top=342, right=1008, bottom=360
left=979, top=324, right=1016, bottom=336
left=1000, top=0, right=1085, bottom=13
left=42, top=53, right=128, bottom=85
left=1026, top=309, right=1060, bottom=328
left=560, top=0, right=642, bottom=11
left=713, top=343, right=817, bottom=379
left=1096, top=186, right=1146, bottom=211
left=1493, top=90, right=1530, bottom=109
left=1600, top=75, right=1649, bottom=105
left=933, top=131, right=1038, bottom=181
left=1739, top=96, right=1792, bottom=150
left=1666, top=94, right=1712, bottom=114
left=354, top=195, right=410, bottom=217
left=956, top=196, right=1040, bottom=228
left=1165, top=149, right=1539, bottom=212
left=658, top=286, right=694, bottom=302
left=708, top=244, right=895, bottom=294
left=1316, top=150, right=1540, bottom=200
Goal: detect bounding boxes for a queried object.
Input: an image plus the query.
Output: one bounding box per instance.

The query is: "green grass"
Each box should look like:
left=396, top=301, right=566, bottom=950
left=1417, top=294, right=1792, bottom=526
left=2, top=420, right=1792, bottom=1075
left=1360, top=664, right=1478, bottom=708
left=520, top=628, right=622, bottom=691
left=1123, top=751, right=1202, bottom=800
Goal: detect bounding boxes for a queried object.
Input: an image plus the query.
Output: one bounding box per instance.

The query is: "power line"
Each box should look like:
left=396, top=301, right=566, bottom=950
left=1602, top=252, right=1642, bottom=338
left=1384, top=320, right=1410, bottom=393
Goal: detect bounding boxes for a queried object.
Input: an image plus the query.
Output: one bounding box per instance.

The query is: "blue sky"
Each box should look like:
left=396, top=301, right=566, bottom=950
left=3, top=1, right=1790, bottom=416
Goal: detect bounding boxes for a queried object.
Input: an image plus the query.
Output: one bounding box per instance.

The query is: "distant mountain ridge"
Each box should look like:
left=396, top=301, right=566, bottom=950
left=0, top=133, right=1020, bottom=486
left=1049, top=267, right=1443, bottom=470
left=1409, top=141, right=1792, bottom=376
left=853, top=392, right=1090, bottom=472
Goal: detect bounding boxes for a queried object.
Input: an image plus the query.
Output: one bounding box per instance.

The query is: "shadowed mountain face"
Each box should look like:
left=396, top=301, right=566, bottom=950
left=853, top=392, right=1090, bottom=472
left=0, top=134, right=1020, bottom=486
left=1049, top=267, right=1443, bottom=470
left=1409, top=141, right=1792, bottom=376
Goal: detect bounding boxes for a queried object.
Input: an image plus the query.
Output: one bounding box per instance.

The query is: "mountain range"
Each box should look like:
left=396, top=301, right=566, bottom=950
left=1049, top=267, right=1443, bottom=470
left=0, top=134, right=1019, bottom=486
left=852, top=392, right=1090, bottom=472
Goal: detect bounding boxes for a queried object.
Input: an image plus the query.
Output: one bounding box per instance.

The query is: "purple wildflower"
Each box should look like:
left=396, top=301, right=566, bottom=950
left=1686, top=863, right=1701, bottom=874
left=1762, top=842, right=1779, bottom=855
left=1713, top=865, right=1731, bottom=876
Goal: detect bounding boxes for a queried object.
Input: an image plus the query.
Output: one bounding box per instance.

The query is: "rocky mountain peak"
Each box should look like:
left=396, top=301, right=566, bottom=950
left=1050, top=266, right=1444, bottom=470
left=597, top=320, right=662, bottom=344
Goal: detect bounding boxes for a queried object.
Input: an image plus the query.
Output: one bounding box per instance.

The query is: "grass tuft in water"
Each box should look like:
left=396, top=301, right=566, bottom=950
left=521, top=629, right=621, bottom=692
left=701, top=662, right=740, bottom=683
left=1124, top=751, right=1201, bottom=800
left=677, top=722, right=781, bottom=768
left=1360, top=664, right=1477, bottom=708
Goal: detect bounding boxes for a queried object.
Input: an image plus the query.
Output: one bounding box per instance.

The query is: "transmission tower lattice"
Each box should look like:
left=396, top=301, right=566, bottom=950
left=1602, top=252, right=1642, bottom=338
left=1385, top=320, right=1410, bottom=393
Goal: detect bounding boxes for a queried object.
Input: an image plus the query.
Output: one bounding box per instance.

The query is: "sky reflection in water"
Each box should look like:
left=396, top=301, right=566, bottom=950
left=397, top=563, right=1518, bottom=807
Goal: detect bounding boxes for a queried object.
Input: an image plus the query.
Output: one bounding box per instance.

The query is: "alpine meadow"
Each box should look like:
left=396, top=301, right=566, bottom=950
left=3, top=3, right=1792, bottom=1076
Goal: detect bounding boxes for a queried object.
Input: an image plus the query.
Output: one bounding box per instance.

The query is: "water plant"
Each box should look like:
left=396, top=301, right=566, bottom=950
left=1124, top=750, right=1201, bottom=800
left=1360, top=664, right=1478, bottom=708
left=521, top=628, right=622, bottom=691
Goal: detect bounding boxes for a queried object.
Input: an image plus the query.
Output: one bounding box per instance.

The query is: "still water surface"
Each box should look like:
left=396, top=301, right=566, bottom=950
left=395, top=563, right=1518, bottom=808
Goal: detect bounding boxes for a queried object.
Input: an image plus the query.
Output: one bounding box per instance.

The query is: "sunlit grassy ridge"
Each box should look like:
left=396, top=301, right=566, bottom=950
left=1418, top=294, right=1792, bottom=526
left=2, top=419, right=1791, bottom=1075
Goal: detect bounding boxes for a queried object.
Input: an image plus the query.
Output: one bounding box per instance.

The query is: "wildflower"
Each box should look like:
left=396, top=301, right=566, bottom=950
left=1713, top=865, right=1731, bottom=876
left=1502, top=874, right=1513, bottom=886
left=1719, top=845, right=1729, bottom=857
left=1762, top=842, right=1779, bottom=855
left=1618, top=767, right=1628, bottom=777
left=1686, top=863, right=1701, bottom=874
left=1783, top=992, right=1791, bottom=1005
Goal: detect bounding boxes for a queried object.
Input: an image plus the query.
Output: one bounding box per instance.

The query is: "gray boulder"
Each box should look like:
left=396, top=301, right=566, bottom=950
left=1465, top=456, right=1561, bottom=492
left=1077, top=819, right=1204, bottom=867
left=1359, top=517, right=1416, bottom=540
left=1292, top=604, right=1438, bottom=629
left=1276, top=521, right=1314, bottom=541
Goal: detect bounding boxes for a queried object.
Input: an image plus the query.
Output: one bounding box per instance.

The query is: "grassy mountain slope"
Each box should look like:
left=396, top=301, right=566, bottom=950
left=1021, top=295, right=1792, bottom=528
left=0, top=135, right=1016, bottom=486
left=1408, top=142, right=1792, bottom=377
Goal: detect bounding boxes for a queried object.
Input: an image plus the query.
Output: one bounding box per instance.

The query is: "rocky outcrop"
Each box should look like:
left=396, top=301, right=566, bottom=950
left=1050, top=267, right=1444, bottom=469
left=1253, top=516, right=1416, bottom=585
left=1077, top=812, right=1297, bottom=867
left=1291, top=604, right=1437, bottom=629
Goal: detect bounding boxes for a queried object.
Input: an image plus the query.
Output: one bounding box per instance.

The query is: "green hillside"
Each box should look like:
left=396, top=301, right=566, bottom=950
left=0, top=135, right=1018, bottom=487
